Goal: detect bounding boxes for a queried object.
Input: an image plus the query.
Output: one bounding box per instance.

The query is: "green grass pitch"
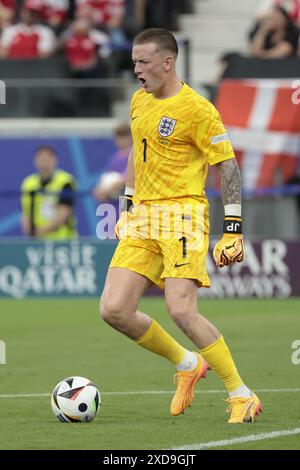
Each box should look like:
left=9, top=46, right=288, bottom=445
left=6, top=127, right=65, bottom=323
left=0, top=297, right=300, bottom=450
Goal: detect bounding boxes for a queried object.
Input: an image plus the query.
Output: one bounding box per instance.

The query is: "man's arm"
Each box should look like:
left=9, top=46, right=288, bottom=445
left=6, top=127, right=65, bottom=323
left=20, top=183, right=36, bottom=237
left=213, top=158, right=244, bottom=267
left=36, top=205, right=72, bottom=236
left=215, top=157, right=241, bottom=207
left=36, top=182, right=75, bottom=237
left=119, top=147, right=135, bottom=212
left=251, top=39, right=293, bottom=58
left=21, top=215, right=31, bottom=236
left=249, top=20, right=293, bottom=59
left=115, top=147, right=134, bottom=239
left=126, top=147, right=135, bottom=190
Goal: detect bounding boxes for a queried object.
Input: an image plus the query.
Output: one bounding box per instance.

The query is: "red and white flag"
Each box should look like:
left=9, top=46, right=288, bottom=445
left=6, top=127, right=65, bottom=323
left=215, top=79, right=300, bottom=190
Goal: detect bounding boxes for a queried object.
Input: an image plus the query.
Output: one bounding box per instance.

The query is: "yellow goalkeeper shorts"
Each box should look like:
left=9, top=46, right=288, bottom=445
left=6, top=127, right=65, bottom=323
left=109, top=202, right=210, bottom=289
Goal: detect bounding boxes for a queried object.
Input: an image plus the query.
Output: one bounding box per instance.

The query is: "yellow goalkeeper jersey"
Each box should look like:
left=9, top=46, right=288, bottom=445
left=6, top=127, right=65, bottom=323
left=130, top=82, right=235, bottom=203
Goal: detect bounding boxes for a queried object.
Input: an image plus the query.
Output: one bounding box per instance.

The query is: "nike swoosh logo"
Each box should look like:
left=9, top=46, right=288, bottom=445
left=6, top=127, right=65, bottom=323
left=132, top=116, right=138, bottom=120
left=174, top=262, right=190, bottom=268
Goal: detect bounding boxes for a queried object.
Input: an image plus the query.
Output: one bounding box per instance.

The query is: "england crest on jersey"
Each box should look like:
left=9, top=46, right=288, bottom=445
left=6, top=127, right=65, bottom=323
left=158, top=116, right=177, bottom=137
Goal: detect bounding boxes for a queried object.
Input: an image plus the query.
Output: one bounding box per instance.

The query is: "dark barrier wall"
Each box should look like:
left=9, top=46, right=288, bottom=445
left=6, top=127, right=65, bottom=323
left=0, top=137, right=116, bottom=236
left=222, top=54, right=300, bottom=79
left=0, top=239, right=298, bottom=298
left=0, top=57, right=114, bottom=117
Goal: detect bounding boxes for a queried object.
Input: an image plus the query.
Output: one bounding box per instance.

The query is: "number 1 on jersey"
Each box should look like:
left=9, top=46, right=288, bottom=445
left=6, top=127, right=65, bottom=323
left=179, top=236, right=187, bottom=258
left=142, top=138, right=147, bottom=162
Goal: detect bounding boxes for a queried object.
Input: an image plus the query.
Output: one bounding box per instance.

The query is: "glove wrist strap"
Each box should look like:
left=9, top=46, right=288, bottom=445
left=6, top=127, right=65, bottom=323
left=120, top=195, right=133, bottom=213
left=223, top=216, right=242, bottom=234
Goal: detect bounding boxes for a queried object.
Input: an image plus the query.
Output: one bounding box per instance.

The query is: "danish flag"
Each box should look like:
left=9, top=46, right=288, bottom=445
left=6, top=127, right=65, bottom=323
left=215, top=79, right=300, bottom=190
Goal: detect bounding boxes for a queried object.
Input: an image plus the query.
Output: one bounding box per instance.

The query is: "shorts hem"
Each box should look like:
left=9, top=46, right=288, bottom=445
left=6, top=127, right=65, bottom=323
left=109, top=263, right=164, bottom=290
left=161, top=275, right=210, bottom=289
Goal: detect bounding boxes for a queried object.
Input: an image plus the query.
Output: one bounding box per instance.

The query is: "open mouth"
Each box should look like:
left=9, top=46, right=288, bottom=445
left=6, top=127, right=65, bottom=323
left=139, top=77, right=146, bottom=87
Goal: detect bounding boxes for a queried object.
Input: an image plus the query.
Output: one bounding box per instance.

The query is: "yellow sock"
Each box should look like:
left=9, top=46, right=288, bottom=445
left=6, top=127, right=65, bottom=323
left=200, top=335, right=243, bottom=392
left=136, top=320, right=186, bottom=365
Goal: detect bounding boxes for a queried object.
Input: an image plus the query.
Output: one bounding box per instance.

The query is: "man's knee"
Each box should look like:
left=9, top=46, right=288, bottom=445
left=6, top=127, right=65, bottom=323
left=169, top=306, right=190, bottom=328
left=100, top=294, right=127, bottom=328
left=166, top=290, right=197, bottom=329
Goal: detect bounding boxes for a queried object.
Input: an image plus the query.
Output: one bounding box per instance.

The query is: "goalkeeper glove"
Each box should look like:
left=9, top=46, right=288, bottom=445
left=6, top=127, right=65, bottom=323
left=115, top=194, right=135, bottom=240
left=213, top=216, right=244, bottom=268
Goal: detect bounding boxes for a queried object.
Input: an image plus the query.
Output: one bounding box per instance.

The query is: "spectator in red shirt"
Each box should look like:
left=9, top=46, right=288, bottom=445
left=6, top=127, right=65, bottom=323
left=0, top=0, right=56, bottom=59
left=59, top=17, right=112, bottom=116
left=75, top=0, right=131, bottom=72
left=76, top=0, right=125, bottom=26
left=62, top=18, right=110, bottom=72
left=24, top=0, right=70, bottom=32
left=41, top=0, right=69, bottom=29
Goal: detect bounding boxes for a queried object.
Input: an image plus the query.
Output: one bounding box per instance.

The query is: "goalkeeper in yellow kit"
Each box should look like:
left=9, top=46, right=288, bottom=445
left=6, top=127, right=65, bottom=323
left=100, top=28, right=262, bottom=423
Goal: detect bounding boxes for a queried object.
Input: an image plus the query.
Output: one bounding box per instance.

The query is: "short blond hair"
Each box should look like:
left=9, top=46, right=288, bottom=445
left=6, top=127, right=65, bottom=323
left=133, top=28, right=178, bottom=58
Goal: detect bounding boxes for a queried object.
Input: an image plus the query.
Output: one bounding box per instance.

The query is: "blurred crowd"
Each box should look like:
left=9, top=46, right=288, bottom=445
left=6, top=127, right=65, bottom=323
left=0, top=0, right=185, bottom=76
left=1, top=1, right=300, bottom=80
left=248, top=0, right=300, bottom=59
left=218, top=0, right=300, bottom=82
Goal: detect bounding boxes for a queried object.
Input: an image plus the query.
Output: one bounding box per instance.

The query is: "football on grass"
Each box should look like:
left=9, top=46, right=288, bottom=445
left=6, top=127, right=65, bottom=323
left=51, top=376, right=101, bottom=422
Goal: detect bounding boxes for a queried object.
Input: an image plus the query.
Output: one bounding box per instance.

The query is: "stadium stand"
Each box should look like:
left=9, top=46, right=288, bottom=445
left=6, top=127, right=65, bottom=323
left=0, top=1, right=189, bottom=117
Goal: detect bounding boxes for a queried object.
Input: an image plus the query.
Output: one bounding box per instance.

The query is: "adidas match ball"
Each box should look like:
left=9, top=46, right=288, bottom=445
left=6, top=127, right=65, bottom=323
left=51, top=376, right=101, bottom=423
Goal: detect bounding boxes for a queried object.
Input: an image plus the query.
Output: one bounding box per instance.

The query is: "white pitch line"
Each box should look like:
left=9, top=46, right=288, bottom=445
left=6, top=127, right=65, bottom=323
left=0, top=393, right=51, bottom=398
left=171, top=428, right=300, bottom=450
left=0, top=388, right=300, bottom=398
